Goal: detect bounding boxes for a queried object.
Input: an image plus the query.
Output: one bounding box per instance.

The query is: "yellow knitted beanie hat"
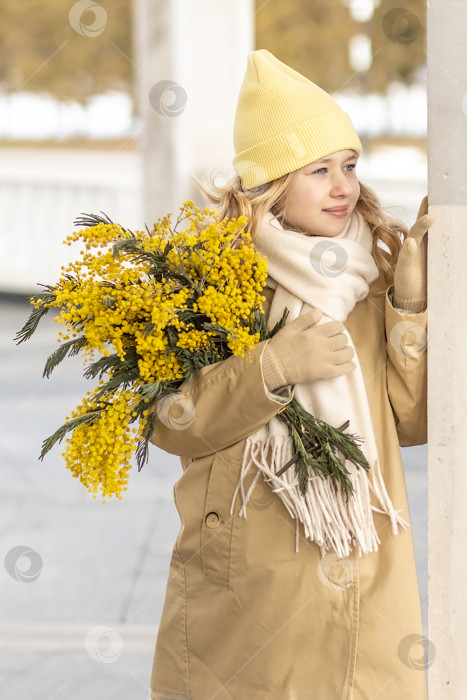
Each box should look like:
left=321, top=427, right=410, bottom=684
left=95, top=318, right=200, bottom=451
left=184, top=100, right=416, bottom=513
left=233, top=50, right=362, bottom=189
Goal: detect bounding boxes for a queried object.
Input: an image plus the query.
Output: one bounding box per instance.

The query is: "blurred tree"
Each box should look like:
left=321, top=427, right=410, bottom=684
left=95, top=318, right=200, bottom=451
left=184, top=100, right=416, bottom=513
left=255, top=0, right=353, bottom=92
left=0, top=0, right=426, bottom=102
left=0, top=0, right=132, bottom=102
left=255, top=0, right=426, bottom=93
left=370, top=0, right=426, bottom=90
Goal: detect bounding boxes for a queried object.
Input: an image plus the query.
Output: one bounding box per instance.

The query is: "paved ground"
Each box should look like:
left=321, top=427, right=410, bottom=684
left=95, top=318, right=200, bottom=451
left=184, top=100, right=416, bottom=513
left=0, top=297, right=428, bottom=699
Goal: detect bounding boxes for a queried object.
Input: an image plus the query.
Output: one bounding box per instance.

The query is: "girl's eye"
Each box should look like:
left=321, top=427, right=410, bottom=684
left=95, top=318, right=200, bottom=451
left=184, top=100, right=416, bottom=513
left=310, top=162, right=357, bottom=175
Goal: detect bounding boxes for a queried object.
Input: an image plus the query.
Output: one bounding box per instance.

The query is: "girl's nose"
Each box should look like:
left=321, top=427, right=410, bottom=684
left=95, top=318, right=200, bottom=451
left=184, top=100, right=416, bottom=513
left=330, top=172, right=352, bottom=197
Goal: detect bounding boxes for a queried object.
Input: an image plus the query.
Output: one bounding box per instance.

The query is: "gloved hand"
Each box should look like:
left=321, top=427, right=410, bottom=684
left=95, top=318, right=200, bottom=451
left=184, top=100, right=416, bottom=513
left=262, top=307, right=356, bottom=391
left=393, top=196, right=434, bottom=313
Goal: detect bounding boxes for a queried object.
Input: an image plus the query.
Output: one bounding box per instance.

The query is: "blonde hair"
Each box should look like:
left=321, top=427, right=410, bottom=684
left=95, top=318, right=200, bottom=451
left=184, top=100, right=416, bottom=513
left=193, top=172, right=407, bottom=285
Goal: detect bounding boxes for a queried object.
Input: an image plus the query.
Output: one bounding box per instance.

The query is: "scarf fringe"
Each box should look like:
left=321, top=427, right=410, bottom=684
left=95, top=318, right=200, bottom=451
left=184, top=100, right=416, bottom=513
left=230, top=433, right=409, bottom=559
left=239, top=211, right=406, bottom=558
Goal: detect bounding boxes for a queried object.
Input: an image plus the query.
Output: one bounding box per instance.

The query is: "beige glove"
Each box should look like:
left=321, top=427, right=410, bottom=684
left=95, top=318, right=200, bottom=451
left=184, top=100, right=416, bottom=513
left=393, top=196, right=434, bottom=313
left=262, top=308, right=356, bottom=391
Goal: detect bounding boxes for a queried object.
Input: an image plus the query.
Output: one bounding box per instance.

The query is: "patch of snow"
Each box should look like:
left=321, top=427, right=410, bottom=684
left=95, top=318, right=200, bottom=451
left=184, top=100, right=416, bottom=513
left=0, top=84, right=427, bottom=141
left=334, top=82, right=427, bottom=137
left=0, top=91, right=138, bottom=140
left=358, top=145, right=427, bottom=181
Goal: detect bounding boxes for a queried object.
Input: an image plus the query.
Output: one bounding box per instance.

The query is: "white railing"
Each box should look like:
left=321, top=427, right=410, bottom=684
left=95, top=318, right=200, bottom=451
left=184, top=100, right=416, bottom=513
left=0, top=148, right=142, bottom=294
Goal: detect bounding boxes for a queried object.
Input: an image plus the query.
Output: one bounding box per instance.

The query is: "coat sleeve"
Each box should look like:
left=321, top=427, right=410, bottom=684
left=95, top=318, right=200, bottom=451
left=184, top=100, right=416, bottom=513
left=148, top=339, right=295, bottom=459
left=385, top=284, right=427, bottom=446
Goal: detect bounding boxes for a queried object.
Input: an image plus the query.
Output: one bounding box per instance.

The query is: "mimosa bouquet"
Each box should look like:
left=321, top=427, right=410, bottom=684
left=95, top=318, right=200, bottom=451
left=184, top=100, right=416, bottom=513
left=15, top=201, right=369, bottom=501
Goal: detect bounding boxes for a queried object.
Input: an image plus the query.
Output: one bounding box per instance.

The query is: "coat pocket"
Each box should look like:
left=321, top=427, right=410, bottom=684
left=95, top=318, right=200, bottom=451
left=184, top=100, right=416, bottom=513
left=200, top=449, right=241, bottom=588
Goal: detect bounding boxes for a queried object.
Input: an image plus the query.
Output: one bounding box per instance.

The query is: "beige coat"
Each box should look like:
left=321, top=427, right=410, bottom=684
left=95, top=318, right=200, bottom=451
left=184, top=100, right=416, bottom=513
left=149, top=272, right=428, bottom=700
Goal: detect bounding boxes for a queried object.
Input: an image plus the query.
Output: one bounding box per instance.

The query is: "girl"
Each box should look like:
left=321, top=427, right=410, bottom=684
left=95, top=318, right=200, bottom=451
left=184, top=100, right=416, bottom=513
left=149, top=50, right=432, bottom=699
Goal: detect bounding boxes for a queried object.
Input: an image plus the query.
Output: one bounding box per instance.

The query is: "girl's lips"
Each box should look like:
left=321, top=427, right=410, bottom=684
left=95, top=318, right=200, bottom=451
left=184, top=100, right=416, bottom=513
left=323, top=206, right=348, bottom=219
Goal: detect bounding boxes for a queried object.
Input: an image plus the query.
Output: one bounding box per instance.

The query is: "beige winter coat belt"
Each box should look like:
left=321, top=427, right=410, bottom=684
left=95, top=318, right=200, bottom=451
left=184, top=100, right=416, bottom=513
left=148, top=272, right=428, bottom=700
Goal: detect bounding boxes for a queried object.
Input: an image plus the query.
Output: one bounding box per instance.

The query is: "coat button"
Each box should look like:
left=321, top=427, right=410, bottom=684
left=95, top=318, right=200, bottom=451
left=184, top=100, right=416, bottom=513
left=205, top=512, right=220, bottom=529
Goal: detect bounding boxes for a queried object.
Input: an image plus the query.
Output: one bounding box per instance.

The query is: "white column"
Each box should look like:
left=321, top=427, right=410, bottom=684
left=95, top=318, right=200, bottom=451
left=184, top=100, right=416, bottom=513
left=134, top=0, right=254, bottom=224
left=427, top=1, right=467, bottom=696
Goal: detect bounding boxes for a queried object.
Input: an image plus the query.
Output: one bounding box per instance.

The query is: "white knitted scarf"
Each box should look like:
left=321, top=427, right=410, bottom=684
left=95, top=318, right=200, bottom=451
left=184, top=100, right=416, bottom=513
left=230, top=209, right=409, bottom=558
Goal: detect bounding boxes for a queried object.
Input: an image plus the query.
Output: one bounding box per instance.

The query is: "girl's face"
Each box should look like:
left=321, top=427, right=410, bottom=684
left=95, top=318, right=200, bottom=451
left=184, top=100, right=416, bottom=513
left=282, top=149, right=360, bottom=237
